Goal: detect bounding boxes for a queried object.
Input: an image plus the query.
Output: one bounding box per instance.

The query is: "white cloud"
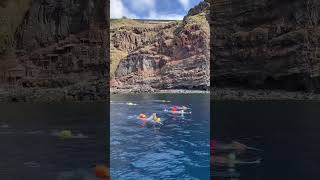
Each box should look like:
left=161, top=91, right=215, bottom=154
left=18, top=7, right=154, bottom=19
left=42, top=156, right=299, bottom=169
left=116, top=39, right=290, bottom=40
left=110, top=0, right=185, bottom=20
left=129, top=0, right=156, bottom=12
left=178, top=0, right=190, bottom=11
left=110, top=0, right=138, bottom=19
left=145, top=10, right=184, bottom=20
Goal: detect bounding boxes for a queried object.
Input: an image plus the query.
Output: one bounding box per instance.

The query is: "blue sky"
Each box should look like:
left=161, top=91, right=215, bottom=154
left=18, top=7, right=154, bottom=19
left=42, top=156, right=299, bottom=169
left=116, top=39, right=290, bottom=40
left=110, top=0, right=203, bottom=20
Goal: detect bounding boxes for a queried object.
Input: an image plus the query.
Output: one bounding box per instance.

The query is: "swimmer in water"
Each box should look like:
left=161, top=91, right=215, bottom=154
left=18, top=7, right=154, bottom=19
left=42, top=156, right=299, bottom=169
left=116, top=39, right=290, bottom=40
left=177, top=106, right=189, bottom=110
left=172, top=106, right=178, bottom=112
left=170, top=105, right=190, bottom=110
left=212, top=152, right=261, bottom=167
left=139, top=113, right=162, bottom=126
left=164, top=109, right=191, bottom=115
left=153, top=100, right=171, bottom=103
left=126, top=102, right=137, bottom=106
left=211, top=140, right=261, bottom=153
left=150, top=113, right=162, bottom=124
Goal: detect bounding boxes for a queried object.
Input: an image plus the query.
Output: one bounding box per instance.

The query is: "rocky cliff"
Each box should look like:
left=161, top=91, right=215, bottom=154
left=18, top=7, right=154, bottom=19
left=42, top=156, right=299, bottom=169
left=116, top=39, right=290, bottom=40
left=0, top=0, right=32, bottom=55
left=111, top=1, right=210, bottom=92
left=0, top=0, right=108, bottom=102
left=211, top=0, right=320, bottom=92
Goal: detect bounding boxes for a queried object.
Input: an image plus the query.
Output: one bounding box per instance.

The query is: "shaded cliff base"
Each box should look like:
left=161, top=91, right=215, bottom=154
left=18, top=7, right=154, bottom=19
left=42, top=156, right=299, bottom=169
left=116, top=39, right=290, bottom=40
left=0, top=80, right=107, bottom=103
left=111, top=87, right=209, bottom=94
left=211, top=87, right=320, bottom=101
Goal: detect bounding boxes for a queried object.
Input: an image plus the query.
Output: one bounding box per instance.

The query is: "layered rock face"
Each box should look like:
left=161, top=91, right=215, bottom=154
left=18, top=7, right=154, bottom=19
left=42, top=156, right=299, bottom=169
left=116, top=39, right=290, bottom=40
left=15, top=0, right=106, bottom=52
left=0, top=0, right=108, bottom=102
left=111, top=1, right=210, bottom=91
left=212, top=0, right=320, bottom=92
left=0, top=0, right=32, bottom=55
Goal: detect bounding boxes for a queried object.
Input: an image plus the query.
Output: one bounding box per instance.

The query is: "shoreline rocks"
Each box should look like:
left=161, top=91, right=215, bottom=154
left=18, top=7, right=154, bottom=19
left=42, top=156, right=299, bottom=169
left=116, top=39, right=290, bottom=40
left=211, top=87, right=320, bottom=101
left=111, top=87, right=209, bottom=94
left=0, top=80, right=108, bottom=103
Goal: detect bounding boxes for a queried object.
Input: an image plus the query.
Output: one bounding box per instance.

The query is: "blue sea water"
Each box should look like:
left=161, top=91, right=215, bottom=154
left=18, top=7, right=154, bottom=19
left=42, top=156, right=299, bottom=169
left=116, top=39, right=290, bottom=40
left=110, top=93, right=210, bottom=180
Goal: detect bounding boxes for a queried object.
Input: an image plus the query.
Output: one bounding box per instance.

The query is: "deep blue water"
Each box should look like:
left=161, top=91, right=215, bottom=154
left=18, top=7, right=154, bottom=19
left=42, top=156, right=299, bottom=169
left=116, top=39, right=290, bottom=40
left=111, top=94, right=210, bottom=180
left=0, top=103, right=108, bottom=180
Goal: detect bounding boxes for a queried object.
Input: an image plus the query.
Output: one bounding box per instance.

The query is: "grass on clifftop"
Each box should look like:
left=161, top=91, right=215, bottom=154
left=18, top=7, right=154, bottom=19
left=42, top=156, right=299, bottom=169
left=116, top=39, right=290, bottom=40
left=110, top=18, right=175, bottom=29
left=110, top=47, right=128, bottom=78
left=111, top=18, right=143, bottom=29
left=184, top=12, right=209, bottom=33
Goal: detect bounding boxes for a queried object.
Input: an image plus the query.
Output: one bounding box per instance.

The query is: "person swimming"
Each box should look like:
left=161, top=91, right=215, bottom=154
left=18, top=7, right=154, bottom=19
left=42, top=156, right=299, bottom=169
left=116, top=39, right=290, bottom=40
left=164, top=109, right=191, bottom=115
left=153, top=100, right=171, bottom=103
left=211, top=140, right=261, bottom=153
left=149, top=113, right=162, bottom=124
left=95, top=164, right=110, bottom=180
left=171, top=106, right=178, bottom=112
left=178, top=106, right=189, bottom=110
left=138, top=113, right=162, bottom=125
left=171, top=105, right=189, bottom=111
left=212, top=152, right=261, bottom=167
left=126, top=102, right=137, bottom=106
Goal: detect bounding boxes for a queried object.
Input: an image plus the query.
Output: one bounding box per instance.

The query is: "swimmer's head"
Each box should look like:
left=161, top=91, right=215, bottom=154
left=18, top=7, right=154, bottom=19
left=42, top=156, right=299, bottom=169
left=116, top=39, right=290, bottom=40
left=228, top=153, right=236, bottom=160
left=152, top=113, right=157, bottom=120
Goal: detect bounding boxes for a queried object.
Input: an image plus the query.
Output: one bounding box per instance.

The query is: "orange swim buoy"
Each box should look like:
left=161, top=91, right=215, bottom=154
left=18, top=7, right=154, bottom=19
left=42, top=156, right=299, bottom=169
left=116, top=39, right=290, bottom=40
left=139, top=114, right=146, bottom=118
left=95, top=165, right=109, bottom=180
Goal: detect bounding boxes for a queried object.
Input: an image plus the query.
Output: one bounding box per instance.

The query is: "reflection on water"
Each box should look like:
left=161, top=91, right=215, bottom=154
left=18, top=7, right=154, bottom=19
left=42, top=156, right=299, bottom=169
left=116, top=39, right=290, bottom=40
left=0, top=103, right=108, bottom=180
left=211, top=101, right=320, bottom=180
left=111, top=94, right=210, bottom=180
left=211, top=140, right=262, bottom=180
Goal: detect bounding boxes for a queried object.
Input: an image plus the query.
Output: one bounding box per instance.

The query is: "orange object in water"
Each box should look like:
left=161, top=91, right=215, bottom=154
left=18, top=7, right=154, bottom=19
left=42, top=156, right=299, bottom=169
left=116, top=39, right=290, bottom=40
left=139, top=114, right=146, bottom=118
left=95, top=165, right=109, bottom=180
left=171, top=106, right=177, bottom=112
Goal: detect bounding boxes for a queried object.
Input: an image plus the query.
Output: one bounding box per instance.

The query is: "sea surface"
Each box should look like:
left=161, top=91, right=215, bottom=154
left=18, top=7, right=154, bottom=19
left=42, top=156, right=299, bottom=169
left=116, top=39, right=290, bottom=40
left=0, top=103, right=108, bottom=180
left=111, top=94, right=210, bottom=180
left=212, top=101, right=320, bottom=180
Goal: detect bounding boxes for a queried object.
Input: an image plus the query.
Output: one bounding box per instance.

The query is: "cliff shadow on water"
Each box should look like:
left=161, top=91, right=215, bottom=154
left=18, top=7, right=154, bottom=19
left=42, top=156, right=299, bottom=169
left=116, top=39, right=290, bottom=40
left=0, top=102, right=109, bottom=180
left=211, top=100, right=320, bottom=180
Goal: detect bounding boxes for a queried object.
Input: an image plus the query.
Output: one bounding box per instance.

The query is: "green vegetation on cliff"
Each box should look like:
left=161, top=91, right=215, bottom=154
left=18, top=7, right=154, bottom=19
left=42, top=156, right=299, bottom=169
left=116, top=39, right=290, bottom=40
left=110, top=47, right=128, bottom=78
left=110, top=18, right=166, bottom=78
left=184, top=12, right=209, bottom=33
left=110, top=18, right=143, bottom=29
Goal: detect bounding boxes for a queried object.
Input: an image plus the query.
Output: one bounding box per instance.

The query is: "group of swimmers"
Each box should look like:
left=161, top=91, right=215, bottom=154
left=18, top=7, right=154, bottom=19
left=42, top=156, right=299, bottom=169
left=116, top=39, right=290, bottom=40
left=135, top=101, right=191, bottom=126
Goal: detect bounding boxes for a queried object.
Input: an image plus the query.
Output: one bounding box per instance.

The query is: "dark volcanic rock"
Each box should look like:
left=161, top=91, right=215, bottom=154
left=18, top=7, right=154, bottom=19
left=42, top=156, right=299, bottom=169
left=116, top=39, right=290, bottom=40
left=15, top=0, right=106, bottom=52
left=212, top=0, right=320, bottom=92
left=0, top=0, right=108, bottom=102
